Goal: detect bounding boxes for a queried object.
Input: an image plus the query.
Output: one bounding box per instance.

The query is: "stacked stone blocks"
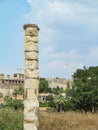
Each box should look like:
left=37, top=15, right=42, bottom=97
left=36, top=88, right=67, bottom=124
left=23, top=24, right=39, bottom=130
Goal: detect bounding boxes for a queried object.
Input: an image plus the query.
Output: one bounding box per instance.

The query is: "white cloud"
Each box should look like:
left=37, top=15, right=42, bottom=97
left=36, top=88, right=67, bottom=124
left=26, top=0, right=98, bottom=78
left=49, top=60, right=83, bottom=71
left=48, top=60, right=84, bottom=78
left=39, top=25, right=55, bottom=46
left=41, top=46, right=77, bottom=60
left=27, top=0, right=32, bottom=4
left=26, top=0, right=98, bottom=46
left=26, top=0, right=98, bottom=40
left=49, top=60, right=65, bottom=70
left=40, top=45, right=98, bottom=77
left=51, top=61, right=83, bottom=71
left=27, top=0, right=98, bottom=25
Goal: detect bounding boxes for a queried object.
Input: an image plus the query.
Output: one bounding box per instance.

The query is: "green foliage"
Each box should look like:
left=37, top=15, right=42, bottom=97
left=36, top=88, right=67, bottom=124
left=4, top=96, right=24, bottom=110
left=18, top=87, right=24, bottom=95
left=0, top=92, right=3, bottom=98
left=69, top=66, right=98, bottom=112
left=13, top=87, right=24, bottom=99
left=4, top=95, right=12, bottom=105
left=48, top=100, right=56, bottom=108
left=0, top=109, right=23, bottom=130
left=54, top=94, right=66, bottom=112
left=39, top=78, right=52, bottom=93
left=54, top=95, right=66, bottom=105
left=11, top=99, right=24, bottom=110
left=65, top=81, right=71, bottom=96
left=39, top=102, right=49, bottom=107
left=62, top=98, right=75, bottom=111
left=52, top=86, right=64, bottom=95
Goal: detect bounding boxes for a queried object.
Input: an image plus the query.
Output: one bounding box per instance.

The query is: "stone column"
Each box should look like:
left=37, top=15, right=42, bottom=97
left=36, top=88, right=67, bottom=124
left=23, top=24, right=39, bottom=130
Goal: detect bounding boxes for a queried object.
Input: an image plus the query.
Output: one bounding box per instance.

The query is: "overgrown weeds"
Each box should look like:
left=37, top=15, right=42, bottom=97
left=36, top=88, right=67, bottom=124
left=0, top=108, right=23, bottom=130
left=0, top=109, right=98, bottom=130
left=39, top=111, right=98, bottom=130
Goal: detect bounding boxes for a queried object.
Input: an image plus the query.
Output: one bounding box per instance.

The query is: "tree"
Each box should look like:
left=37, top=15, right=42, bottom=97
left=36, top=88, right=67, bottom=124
left=4, top=95, right=24, bottom=110
left=70, top=66, right=98, bottom=113
left=52, top=86, right=64, bottom=95
left=13, top=87, right=24, bottom=99
left=12, top=99, right=24, bottom=110
left=4, top=96, right=12, bottom=104
left=18, top=87, right=24, bottom=95
left=65, top=81, right=71, bottom=96
left=39, top=78, right=52, bottom=93
left=13, top=89, right=19, bottom=99
left=54, top=94, right=66, bottom=112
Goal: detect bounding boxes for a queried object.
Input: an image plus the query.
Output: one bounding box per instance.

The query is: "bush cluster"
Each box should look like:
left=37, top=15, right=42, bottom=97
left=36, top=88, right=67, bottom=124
left=0, top=109, right=23, bottom=130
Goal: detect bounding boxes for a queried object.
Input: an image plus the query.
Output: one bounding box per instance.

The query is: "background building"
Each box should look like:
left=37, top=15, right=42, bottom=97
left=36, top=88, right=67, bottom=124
left=0, top=73, right=24, bottom=96
left=0, top=73, right=72, bottom=96
left=46, top=77, right=72, bottom=90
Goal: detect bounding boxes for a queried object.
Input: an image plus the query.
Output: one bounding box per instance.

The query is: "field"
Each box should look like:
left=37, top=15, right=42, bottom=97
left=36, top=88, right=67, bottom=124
left=0, top=109, right=98, bottom=130
left=39, top=112, right=98, bottom=130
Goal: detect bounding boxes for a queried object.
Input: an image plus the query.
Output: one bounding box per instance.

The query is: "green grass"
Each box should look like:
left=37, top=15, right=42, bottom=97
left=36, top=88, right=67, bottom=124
left=0, top=108, right=23, bottom=130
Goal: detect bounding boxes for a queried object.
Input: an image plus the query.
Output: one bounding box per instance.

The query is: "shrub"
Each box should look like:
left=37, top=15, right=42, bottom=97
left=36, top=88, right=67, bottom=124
left=0, top=108, right=23, bottom=130
left=4, top=96, right=24, bottom=110
left=11, top=99, right=24, bottom=110
left=39, top=102, right=49, bottom=107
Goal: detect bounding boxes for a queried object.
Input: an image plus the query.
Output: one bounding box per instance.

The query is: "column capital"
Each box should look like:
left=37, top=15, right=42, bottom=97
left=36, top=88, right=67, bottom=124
left=23, top=23, right=40, bottom=31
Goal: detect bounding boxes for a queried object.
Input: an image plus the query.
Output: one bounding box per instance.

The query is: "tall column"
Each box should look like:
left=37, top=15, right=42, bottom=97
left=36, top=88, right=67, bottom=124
left=23, top=24, right=39, bottom=130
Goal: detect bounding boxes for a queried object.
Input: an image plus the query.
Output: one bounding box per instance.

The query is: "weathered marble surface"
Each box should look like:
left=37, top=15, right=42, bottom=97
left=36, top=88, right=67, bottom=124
left=24, top=23, right=39, bottom=130
left=25, top=52, right=38, bottom=60
left=24, top=88, right=38, bottom=100
left=25, top=69, right=39, bottom=78
left=25, top=60, right=38, bottom=70
left=24, top=42, right=38, bottom=51
left=25, top=79, right=39, bottom=89
left=25, top=27, right=38, bottom=36
left=25, top=36, right=38, bottom=43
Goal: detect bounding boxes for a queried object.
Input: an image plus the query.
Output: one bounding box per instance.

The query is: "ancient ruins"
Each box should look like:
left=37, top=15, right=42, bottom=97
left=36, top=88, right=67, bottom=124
left=23, top=24, right=39, bottom=130
left=0, top=73, right=72, bottom=96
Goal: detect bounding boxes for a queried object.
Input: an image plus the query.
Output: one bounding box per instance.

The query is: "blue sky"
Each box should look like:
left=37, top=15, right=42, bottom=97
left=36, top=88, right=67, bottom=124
left=0, top=0, right=98, bottom=79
